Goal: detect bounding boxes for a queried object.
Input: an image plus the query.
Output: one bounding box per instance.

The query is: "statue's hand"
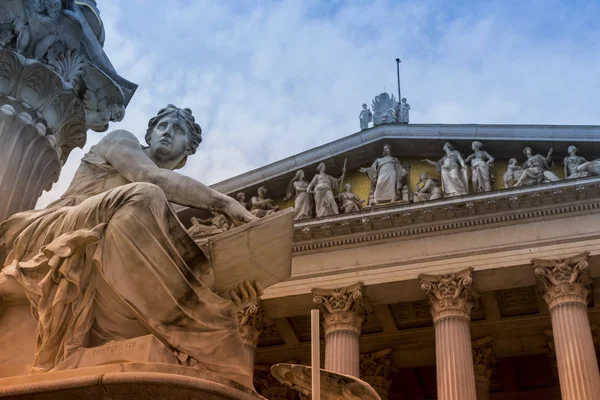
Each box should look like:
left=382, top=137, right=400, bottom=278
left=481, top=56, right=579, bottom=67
left=227, top=203, right=258, bottom=225
left=230, top=280, right=264, bottom=311
left=359, top=167, right=366, bottom=173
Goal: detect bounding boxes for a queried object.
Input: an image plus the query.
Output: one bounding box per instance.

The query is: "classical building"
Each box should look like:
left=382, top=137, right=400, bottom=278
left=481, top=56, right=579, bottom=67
left=211, top=122, right=600, bottom=400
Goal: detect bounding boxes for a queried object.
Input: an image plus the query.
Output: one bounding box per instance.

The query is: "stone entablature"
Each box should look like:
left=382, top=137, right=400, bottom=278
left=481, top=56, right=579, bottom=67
left=291, top=176, right=600, bottom=253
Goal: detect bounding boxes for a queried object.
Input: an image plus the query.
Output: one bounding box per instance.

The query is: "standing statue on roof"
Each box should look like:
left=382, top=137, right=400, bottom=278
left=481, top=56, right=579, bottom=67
left=359, top=103, right=373, bottom=130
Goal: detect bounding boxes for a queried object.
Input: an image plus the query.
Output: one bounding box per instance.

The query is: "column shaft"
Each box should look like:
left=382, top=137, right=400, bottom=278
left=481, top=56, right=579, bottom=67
left=324, top=329, right=360, bottom=377
left=435, top=317, right=477, bottom=400
left=551, top=302, right=600, bottom=399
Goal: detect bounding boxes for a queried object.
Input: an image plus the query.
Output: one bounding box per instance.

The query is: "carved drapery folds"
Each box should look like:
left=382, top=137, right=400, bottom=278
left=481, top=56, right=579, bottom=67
left=312, top=282, right=366, bottom=334
left=360, top=348, right=393, bottom=400
left=533, top=251, right=591, bottom=309
left=419, top=268, right=474, bottom=322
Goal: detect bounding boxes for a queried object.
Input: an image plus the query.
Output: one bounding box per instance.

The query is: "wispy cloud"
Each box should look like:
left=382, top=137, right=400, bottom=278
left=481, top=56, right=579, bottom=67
left=37, top=0, right=600, bottom=207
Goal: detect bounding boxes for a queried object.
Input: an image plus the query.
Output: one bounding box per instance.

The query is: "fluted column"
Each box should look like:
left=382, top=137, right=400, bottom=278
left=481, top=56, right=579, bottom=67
left=472, top=337, right=495, bottom=400
left=238, top=301, right=266, bottom=376
left=312, top=282, right=366, bottom=377
left=360, top=348, right=393, bottom=400
left=420, top=268, right=477, bottom=400
left=533, top=251, right=600, bottom=400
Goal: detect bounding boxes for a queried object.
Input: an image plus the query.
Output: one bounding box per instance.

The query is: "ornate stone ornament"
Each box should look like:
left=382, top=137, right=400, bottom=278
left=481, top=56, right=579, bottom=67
left=532, top=251, right=591, bottom=309
left=238, top=300, right=266, bottom=349
left=419, top=268, right=474, bottom=322
left=472, top=336, right=496, bottom=389
left=371, top=92, right=398, bottom=126
left=360, top=348, right=393, bottom=400
left=312, top=282, right=366, bottom=334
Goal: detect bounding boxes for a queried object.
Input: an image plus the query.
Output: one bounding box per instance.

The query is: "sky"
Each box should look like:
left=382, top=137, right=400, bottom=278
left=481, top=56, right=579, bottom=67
left=37, top=0, right=600, bottom=207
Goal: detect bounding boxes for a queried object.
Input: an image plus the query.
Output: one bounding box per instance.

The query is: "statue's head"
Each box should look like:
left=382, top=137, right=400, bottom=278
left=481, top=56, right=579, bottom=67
left=472, top=141, right=482, bottom=151
left=236, top=192, right=246, bottom=202
left=402, top=97, right=407, bottom=104
left=443, top=142, right=454, bottom=153
left=362, top=103, right=367, bottom=109
left=568, top=145, right=578, bottom=155
left=420, top=172, right=428, bottom=181
left=344, top=183, right=352, bottom=192
left=294, top=169, right=305, bottom=180
left=523, top=147, right=533, bottom=158
left=257, top=186, right=268, bottom=197
left=145, top=105, right=202, bottom=169
left=316, top=162, right=326, bottom=173
left=508, top=158, right=518, bottom=166
left=382, top=143, right=392, bottom=156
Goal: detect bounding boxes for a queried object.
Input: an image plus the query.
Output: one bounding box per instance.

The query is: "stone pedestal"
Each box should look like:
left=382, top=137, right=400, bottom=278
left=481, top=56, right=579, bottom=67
left=238, top=301, right=266, bottom=376
left=420, top=268, right=477, bottom=400
left=533, top=252, right=600, bottom=400
left=360, top=348, right=393, bottom=400
left=312, top=282, right=366, bottom=377
left=472, top=337, right=495, bottom=400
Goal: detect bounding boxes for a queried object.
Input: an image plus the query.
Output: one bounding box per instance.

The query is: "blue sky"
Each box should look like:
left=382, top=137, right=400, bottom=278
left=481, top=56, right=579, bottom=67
left=38, top=0, right=600, bottom=206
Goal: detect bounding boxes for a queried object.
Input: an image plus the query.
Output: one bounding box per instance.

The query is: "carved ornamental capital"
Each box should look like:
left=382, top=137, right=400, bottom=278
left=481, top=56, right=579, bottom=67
left=472, top=337, right=496, bottom=386
left=237, top=301, right=265, bottom=349
left=532, top=251, right=591, bottom=309
left=312, top=282, right=366, bottom=335
left=254, top=365, right=298, bottom=400
left=419, top=268, right=474, bottom=322
left=360, top=348, right=393, bottom=400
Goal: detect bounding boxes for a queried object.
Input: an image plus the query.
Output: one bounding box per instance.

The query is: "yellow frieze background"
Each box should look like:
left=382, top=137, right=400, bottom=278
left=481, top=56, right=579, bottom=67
left=272, top=157, right=566, bottom=211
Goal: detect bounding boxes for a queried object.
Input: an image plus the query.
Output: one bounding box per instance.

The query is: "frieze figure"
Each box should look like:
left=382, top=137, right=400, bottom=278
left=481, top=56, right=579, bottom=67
left=359, top=103, right=373, bottom=130
left=503, top=158, right=523, bottom=188
left=564, top=145, right=589, bottom=179
left=307, top=162, right=346, bottom=217
left=250, top=186, right=280, bottom=218
left=513, top=147, right=560, bottom=187
left=399, top=97, right=410, bottom=123
left=413, top=173, right=443, bottom=202
left=0, top=104, right=259, bottom=389
left=188, top=213, right=231, bottom=239
left=422, top=142, right=468, bottom=197
left=465, top=141, right=494, bottom=192
left=236, top=192, right=250, bottom=210
left=336, top=183, right=365, bottom=214
left=576, top=158, right=600, bottom=177
left=359, top=143, right=407, bottom=204
left=371, top=93, right=398, bottom=126
left=284, top=169, right=314, bottom=221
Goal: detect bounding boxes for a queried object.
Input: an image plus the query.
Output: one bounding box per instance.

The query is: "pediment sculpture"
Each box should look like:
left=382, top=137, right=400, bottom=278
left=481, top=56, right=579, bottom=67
left=371, top=93, right=398, bottom=126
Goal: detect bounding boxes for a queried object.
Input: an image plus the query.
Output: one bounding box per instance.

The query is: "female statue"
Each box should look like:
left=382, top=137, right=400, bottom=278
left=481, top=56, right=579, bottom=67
left=0, top=105, right=256, bottom=389
left=513, top=147, right=560, bottom=187
left=563, top=145, right=589, bottom=179
left=359, top=144, right=407, bottom=204
left=422, top=142, right=468, bottom=197
left=284, top=169, right=314, bottom=221
left=465, top=141, right=494, bottom=192
left=307, top=162, right=345, bottom=217
left=250, top=186, right=279, bottom=218
left=336, top=183, right=365, bottom=214
left=503, top=158, right=523, bottom=188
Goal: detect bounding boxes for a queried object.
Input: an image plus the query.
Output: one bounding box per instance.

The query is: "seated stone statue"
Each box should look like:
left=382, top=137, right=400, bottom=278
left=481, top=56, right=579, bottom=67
left=413, top=173, right=443, bottom=202
left=336, top=183, right=365, bottom=213
left=250, top=186, right=280, bottom=218
left=503, top=158, right=523, bottom=188
left=513, top=147, right=560, bottom=187
left=188, top=213, right=232, bottom=238
left=0, top=105, right=258, bottom=389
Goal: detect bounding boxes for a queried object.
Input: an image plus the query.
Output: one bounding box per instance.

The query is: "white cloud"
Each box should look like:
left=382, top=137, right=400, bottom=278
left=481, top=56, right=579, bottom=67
left=37, top=0, right=600, bottom=207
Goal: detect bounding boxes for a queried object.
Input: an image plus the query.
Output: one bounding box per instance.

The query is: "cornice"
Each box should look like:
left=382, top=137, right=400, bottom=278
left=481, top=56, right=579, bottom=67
left=292, top=177, right=600, bottom=254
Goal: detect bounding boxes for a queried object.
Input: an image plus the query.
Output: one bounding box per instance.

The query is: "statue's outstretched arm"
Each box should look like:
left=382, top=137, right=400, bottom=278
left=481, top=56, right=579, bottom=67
left=98, top=130, right=255, bottom=223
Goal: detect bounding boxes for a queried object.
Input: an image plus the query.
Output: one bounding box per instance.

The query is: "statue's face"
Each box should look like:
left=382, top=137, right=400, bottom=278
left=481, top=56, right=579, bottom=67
left=420, top=173, right=427, bottom=181
left=568, top=146, right=576, bottom=155
left=148, top=114, right=190, bottom=162
left=383, top=145, right=391, bottom=156
left=525, top=148, right=532, bottom=158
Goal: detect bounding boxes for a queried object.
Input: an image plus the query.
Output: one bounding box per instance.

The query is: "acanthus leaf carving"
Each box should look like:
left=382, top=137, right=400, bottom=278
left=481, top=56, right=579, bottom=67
left=532, top=251, right=591, bottom=309
left=419, top=267, right=474, bottom=322
left=312, top=282, right=366, bottom=335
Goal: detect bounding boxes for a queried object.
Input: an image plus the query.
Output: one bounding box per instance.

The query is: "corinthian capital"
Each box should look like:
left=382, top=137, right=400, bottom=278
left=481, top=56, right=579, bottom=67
left=532, top=251, right=591, bottom=309
left=237, top=300, right=265, bottom=349
left=419, top=268, right=474, bottom=322
left=312, top=282, right=366, bottom=335
left=472, top=337, right=495, bottom=386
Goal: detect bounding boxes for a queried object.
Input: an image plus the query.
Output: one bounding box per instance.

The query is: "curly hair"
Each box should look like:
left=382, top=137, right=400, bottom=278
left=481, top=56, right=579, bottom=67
left=145, top=104, right=202, bottom=154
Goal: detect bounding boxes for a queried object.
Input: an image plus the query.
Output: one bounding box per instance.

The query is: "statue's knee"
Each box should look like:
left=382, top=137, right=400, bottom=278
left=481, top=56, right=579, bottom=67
left=129, top=182, right=167, bottom=207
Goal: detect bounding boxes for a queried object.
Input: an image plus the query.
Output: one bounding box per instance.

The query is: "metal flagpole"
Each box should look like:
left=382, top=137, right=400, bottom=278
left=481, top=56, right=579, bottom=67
left=311, top=309, right=321, bottom=400
left=395, top=58, right=402, bottom=102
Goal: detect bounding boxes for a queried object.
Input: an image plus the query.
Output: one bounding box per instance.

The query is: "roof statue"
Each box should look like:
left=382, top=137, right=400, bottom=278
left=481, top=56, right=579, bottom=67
left=371, top=92, right=398, bottom=126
